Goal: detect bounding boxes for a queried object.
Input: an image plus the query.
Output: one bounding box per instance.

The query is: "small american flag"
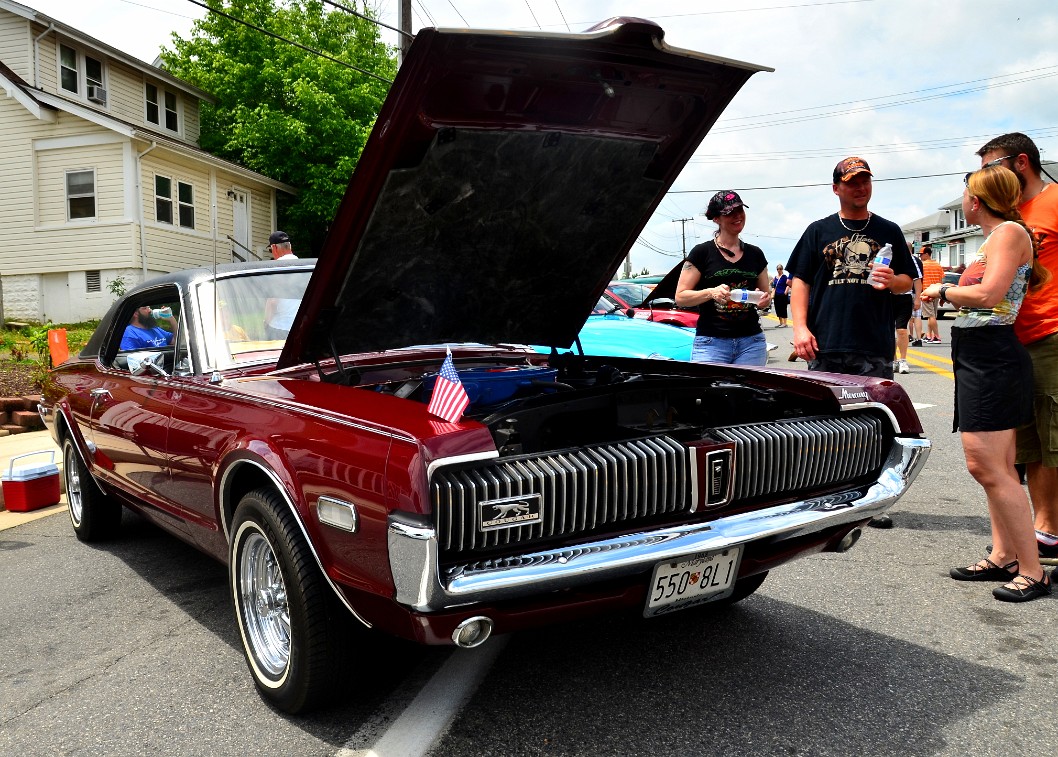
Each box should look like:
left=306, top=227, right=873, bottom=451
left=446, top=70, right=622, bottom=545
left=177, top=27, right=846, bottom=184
left=427, top=349, right=470, bottom=423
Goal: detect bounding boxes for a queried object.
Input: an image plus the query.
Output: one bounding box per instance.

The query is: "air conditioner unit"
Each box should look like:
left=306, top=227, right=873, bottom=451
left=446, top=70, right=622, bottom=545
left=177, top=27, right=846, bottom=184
left=87, top=85, right=107, bottom=105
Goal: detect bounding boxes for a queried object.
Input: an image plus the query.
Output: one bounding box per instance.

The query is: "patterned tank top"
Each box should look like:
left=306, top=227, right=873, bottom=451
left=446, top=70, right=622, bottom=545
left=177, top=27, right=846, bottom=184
left=954, top=222, right=1032, bottom=328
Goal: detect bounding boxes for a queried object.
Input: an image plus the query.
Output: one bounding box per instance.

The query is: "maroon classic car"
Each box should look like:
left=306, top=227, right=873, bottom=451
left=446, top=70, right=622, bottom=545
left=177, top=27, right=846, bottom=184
left=41, top=20, right=930, bottom=713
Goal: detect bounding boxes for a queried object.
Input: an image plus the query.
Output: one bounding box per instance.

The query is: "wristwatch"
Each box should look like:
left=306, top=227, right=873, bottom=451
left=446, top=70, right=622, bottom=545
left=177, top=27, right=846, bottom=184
left=939, top=284, right=953, bottom=304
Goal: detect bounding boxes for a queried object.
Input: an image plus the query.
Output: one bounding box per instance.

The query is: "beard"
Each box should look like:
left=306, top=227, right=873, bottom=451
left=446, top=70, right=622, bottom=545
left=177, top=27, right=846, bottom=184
left=139, top=315, right=158, bottom=329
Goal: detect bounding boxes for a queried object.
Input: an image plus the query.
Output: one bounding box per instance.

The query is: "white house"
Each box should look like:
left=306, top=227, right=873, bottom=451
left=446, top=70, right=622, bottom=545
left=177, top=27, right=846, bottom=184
left=0, top=1, right=295, bottom=323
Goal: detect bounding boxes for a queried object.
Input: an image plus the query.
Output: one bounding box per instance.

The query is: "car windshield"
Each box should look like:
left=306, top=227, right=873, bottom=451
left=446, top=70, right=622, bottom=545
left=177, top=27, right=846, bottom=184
left=196, top=270, right=313, bottom=369
left=608, top=282, right=653, bottom=306
left=592, top=293, right=623, bottom=315
left=943, top=271, right=961, bottom=284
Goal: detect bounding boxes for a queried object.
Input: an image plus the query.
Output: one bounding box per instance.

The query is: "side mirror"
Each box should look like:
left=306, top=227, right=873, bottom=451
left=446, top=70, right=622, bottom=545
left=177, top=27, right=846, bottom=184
left=625, top=308, right=635, bottom=318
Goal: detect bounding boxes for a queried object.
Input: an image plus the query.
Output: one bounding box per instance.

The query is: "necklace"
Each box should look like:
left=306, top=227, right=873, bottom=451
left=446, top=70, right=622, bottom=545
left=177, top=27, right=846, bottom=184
left=713, top=233, right=742, bottom=259
left=838, top=211, right=872, bottom=232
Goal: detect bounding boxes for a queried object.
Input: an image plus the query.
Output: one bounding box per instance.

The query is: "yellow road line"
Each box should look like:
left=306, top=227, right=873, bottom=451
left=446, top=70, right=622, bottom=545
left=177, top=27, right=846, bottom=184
left=906, top=348, right=953, bottom=378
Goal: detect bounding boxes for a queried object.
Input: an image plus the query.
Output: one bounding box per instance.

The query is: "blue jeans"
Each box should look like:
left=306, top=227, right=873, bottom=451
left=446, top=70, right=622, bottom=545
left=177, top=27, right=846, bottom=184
left=691, top=333, right=768, bottom=366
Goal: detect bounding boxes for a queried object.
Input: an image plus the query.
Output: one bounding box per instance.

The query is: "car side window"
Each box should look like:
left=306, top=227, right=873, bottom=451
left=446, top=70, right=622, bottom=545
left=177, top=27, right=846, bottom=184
left=109, top=287, right=185, bottom=374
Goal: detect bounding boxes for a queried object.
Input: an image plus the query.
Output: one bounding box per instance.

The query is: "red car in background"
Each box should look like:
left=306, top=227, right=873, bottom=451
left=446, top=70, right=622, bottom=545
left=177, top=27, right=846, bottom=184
left=608, top=281, right=699, bottom=328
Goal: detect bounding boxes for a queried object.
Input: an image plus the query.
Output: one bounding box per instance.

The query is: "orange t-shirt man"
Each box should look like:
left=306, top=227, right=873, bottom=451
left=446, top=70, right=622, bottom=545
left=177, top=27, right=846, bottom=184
left=1015, top=184, right=1058, bottom=345
left=920, top=255, right=944, bottom=289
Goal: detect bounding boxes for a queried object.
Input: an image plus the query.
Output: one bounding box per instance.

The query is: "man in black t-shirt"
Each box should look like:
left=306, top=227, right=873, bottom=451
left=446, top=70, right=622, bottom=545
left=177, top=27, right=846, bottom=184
left=787, top=157, right=915, bottom=378
left=786, top=157, right=914, bottom=529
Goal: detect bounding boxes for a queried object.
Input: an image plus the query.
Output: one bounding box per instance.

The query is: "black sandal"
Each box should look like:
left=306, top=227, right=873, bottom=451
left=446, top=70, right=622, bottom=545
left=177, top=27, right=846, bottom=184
left=993, top=573, right=1052, bottom=603
left=950, top=558, right=1019, bottom=582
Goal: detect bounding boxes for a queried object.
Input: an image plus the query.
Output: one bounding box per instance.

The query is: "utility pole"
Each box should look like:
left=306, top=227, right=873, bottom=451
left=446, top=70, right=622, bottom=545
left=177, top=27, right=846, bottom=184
left=672, top=217, right=693, bottom=259
left=399, top=0, right=413, bottom=63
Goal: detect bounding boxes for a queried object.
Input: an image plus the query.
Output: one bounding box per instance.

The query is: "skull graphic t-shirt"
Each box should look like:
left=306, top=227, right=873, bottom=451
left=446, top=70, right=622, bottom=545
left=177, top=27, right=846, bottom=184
left=786, top=213, right=915, bottom=358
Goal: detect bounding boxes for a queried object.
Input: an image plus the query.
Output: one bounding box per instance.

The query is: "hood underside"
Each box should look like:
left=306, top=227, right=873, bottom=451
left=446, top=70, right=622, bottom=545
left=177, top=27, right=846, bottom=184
left=280, top=19, right=769, bottom=369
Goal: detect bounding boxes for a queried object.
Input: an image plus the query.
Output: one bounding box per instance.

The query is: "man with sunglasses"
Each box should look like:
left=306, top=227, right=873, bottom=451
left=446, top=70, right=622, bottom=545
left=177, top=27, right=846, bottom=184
left=976, top=133, right=1058, bottom=559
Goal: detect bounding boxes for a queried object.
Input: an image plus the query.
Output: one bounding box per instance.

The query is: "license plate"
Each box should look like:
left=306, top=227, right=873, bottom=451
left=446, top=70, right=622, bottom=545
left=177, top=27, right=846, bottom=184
left=644, top=547, right=742, bottom=617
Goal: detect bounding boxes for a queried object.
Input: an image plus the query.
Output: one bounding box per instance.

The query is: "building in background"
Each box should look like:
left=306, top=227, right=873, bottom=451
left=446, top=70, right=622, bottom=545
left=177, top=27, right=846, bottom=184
left=902, top=160, right=1056, bottom=270
left=0, top=1, right=294, bottom=322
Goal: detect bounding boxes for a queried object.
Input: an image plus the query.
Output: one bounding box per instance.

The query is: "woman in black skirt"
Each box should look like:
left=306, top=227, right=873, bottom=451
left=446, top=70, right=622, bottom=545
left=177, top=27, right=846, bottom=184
left=923, top=165, right=1052, bottom=602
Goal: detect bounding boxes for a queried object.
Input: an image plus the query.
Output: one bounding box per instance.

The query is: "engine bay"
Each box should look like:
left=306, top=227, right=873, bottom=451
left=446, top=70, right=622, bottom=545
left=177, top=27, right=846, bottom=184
left=364, top=352, right=837, bottom=455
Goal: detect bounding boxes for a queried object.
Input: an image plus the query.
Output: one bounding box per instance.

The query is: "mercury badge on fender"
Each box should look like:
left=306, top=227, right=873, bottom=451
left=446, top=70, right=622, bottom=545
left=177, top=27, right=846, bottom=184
left=41, top=18, right=930, bottom=714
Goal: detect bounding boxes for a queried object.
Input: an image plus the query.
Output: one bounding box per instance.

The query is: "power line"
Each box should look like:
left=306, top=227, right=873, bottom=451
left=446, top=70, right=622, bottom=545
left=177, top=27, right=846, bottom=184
left=718, top=65, right=1058, bottom=124
left=710, top=69, right=1058, bottom=133
left=523, top=1, right=542, bottom=29
left=444, top=0, right=469, bottom=26
left=553, top=1, right=570, bottom=32
left=690, top=127, right=1058, bottom=163
left=184, top=0, right=393, bottom=84
left=668, top=170, right=967, bottom=193
left=322, top=0, right=415, bottom=39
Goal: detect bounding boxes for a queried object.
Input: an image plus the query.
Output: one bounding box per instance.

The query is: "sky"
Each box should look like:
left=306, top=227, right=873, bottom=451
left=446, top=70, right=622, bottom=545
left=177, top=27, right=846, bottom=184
left=24, top=0, right=1058, bottom=274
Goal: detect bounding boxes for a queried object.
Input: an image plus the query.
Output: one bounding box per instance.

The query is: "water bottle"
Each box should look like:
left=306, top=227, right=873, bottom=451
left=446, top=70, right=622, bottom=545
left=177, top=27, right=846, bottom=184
left=728, top=289, right=764, bottom=305
left=151, top=307, right=173, bottom=320
left=869, top=243, right=893, bottom=289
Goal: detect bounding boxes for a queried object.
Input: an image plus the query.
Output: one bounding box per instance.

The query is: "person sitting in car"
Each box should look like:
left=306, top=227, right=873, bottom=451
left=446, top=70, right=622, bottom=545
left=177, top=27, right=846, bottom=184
left=120, top=305, right=177, bottom=350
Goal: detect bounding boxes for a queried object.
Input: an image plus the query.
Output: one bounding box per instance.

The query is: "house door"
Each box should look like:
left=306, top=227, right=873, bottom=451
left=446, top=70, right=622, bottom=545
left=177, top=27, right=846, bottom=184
left=231, top=188, right=251, bottom=260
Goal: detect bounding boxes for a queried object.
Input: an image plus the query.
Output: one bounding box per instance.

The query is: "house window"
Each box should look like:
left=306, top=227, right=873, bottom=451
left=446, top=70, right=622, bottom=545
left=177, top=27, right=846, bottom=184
left=86, top=270, right=101, bottom=293
left=155, top=175, right=195, bottom=229
left=66, top=170, right=96, bottom=220
left=954, top=209, right=966, bottom=230
left=178, top=182, right=195, bottom=228
left=920, top=231, right=930, bottom=242
left=58, top=43, right=104, bottom=99
left=156, top=175, right=173, bottom=224
left=146, top=83, right=180, bottom=132
left=951, top=242, right=965, bottom=268
left=60, top=44, right=78, bottom=93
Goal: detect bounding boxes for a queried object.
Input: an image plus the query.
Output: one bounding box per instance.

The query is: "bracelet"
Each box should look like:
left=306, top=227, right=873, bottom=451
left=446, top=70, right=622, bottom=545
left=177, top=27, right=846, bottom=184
left=939, top=284, right=953, bottom=305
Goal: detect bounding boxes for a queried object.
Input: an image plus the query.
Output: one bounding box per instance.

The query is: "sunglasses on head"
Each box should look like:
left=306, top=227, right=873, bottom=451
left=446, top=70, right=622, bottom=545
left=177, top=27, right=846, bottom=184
left=965, top=153, right=1020, bottom=185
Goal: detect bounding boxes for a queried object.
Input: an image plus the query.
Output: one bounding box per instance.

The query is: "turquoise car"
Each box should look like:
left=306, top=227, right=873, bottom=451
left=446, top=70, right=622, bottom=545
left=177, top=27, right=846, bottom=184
left=534, top=295, right=695, bottom=361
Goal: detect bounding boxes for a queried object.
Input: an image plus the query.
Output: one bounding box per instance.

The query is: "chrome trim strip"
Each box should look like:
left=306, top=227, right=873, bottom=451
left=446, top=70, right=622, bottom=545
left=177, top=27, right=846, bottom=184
left=389, top=437, right=930, bottom=612
left=427, top=450, right=500, bottom=480
left=219, top=458, right=372, bottom=629
left=840, top=401, right=899, bottom=433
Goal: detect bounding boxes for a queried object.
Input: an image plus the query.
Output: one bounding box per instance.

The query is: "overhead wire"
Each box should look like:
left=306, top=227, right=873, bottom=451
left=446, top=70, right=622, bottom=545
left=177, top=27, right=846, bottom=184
left=553, top=0, right=570, bottom=32
left=444, top=0, right=469, bottom=26
left=321, top=0, right=414, bottom=38
left=523, top=1, right=542, bottom=30
left=183, top=0, right=394, bottom=83
left=669, top=170, right=969, bottom=193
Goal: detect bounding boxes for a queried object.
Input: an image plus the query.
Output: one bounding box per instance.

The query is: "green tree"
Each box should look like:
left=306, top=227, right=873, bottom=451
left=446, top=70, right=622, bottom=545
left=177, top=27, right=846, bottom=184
left=161, top=0, right=397, bottom=252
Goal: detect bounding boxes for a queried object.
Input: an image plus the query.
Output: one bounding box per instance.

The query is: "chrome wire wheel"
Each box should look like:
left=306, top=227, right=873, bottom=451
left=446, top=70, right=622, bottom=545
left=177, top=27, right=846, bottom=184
left=64, top=442, right=84, bottom=528
left=238, top=530, right=291, bottom=678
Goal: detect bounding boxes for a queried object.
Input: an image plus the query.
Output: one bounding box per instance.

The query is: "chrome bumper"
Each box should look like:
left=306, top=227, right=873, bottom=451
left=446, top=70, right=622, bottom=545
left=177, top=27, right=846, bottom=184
left=388, top=437, right=930, bottom=612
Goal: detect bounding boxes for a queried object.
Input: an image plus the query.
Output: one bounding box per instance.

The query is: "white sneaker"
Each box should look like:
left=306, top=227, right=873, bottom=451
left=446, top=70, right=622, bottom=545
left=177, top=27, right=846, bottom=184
left=898, top=360, right=909, bottom=374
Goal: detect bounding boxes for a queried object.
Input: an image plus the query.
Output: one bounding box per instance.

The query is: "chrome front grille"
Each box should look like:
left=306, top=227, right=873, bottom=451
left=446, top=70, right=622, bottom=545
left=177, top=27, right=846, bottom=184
left=432, top=413, right=888, bottom=558
left=713, top=414, right=885, bottom=502
left=433, top=436, right=691, bottom=556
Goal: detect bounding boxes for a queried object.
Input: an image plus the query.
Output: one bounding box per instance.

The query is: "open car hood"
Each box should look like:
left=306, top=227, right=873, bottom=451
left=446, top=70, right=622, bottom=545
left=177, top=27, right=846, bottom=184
left=279, top=18, right=769, bottom=369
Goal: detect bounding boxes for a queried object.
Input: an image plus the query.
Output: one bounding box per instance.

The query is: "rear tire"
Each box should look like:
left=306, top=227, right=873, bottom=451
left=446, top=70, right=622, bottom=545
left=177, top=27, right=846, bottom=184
left=230, top=487, right=344, bottom=714
left=63, top=436, right=121, bottom=541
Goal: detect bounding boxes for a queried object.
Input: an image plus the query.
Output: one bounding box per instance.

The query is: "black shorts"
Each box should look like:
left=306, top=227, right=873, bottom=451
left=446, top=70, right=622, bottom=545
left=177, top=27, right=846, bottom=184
left=893, top=295, right=913, bottom=329
left=951, top=326, right=1033, bottom=433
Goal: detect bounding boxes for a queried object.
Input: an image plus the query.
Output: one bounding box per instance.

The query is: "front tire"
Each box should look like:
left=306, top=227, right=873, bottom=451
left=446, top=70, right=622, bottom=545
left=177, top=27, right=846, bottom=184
left=63, top=436, right=121, bottom=541
left=229, top=488, right=343, bottom=714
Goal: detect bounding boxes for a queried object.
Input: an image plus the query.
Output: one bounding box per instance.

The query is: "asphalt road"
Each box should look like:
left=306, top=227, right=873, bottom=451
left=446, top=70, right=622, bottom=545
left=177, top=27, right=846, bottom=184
left=2, top=316, right=1056, bottom=756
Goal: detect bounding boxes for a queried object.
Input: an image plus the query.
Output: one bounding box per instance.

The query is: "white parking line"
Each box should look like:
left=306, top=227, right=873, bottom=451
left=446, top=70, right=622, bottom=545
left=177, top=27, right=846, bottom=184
left=338, top=636, right=508, bottom=757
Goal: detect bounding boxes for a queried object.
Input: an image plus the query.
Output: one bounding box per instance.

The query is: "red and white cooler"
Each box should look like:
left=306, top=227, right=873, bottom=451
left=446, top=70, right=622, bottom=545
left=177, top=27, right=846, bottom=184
left=2, top=450, right=61, bottom=512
